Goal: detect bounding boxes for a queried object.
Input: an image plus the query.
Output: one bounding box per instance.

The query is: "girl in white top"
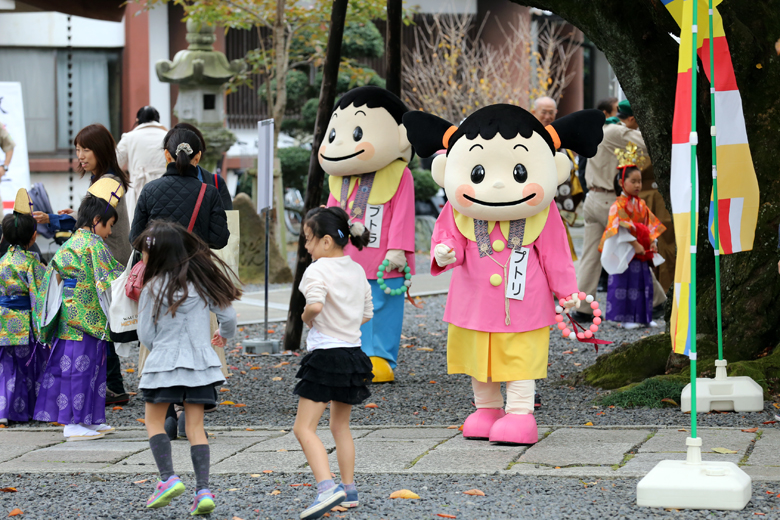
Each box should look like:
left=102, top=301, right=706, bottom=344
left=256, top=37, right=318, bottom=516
left=293, top=206, right=373, bottom=520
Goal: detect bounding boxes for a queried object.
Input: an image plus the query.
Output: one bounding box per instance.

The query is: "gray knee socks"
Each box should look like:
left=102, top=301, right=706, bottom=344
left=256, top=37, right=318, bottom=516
left=149, top=433, right=174, bottom=481
left=190, top=444, right=210, bottom=491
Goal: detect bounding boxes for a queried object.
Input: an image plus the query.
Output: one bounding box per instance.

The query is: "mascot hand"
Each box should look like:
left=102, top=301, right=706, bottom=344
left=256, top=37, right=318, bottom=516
left=563, top=293, right=582, bottom=310
left=384, top=249, right=407, bottom=272
left=434, top=243, right=456, bottom=267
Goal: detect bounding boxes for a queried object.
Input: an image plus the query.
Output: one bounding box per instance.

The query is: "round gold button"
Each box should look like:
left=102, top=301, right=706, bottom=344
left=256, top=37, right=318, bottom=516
left=492, top=240, right=506, bottom=252
left=489, top=274, right=502, bottom=286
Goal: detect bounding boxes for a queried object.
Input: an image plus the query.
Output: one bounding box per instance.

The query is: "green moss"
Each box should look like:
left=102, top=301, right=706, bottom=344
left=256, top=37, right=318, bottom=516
left=580, top=333, right=672, bottom=390
left=598, top=375, right=689, bottom=408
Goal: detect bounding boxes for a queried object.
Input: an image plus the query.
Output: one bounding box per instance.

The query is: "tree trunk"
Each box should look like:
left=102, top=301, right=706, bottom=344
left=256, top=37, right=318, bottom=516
left=385, top=0, right=403, bottom=97
left=272, top=0, right=288, bottom=260
left=283, top=0, right=350, bottom=351
left=518, top=0, right=780, bottom=374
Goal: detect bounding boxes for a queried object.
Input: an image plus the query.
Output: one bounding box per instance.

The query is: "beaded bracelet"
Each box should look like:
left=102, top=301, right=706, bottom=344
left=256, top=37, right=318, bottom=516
left=377, top=259, right=412, bottom=296
left=554, top=292, right=602, bottom=340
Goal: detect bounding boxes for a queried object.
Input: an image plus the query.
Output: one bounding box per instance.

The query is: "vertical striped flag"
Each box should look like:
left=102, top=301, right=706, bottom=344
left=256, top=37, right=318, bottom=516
left=663, top=0, right=760, bottom=354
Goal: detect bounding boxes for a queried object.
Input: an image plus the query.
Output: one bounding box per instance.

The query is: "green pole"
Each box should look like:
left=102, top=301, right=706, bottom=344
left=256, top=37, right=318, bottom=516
left=690, top=0, right=699, bottom=439
left=708, top=0, right=724, bottom=361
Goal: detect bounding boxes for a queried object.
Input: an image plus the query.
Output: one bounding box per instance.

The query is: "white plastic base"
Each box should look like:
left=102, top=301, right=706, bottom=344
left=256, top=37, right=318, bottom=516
left=637, top=438, right=752, bottom=510
left=681, top=360, right=764, bottom=413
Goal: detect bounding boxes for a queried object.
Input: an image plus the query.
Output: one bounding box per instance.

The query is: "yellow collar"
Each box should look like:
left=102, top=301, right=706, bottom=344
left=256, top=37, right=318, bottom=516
left=453, top=205, right=550, bottom=245
left=328, top=159, right=407, bottom=206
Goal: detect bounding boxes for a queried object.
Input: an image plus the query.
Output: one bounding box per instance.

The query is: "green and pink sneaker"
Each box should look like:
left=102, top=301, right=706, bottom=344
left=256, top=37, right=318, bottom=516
left=190, top=489, right=215, bottom=516
left=146, top=475, right=185, bottom=509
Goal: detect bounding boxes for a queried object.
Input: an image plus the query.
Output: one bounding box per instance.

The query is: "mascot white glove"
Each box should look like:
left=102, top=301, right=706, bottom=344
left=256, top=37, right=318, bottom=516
left=384, top=249, right=407, bottom=272
left=433, top=243, right=456, bottom=267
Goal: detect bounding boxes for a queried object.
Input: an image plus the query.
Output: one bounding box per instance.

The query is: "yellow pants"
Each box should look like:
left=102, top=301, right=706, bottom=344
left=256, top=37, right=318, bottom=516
left=446, top=324, right=549, bottom=382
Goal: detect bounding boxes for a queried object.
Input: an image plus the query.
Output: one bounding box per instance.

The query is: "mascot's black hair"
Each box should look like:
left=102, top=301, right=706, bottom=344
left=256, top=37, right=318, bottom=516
left=403, top=104, right=605, bottom=160
left=334, top=86, right=409, bottom=124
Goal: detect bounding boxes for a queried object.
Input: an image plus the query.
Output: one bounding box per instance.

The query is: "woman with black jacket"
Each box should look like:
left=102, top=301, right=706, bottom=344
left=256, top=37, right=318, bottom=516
left=172, top=122, right=232, bottom=211
left=129, top=127, right=229, bottom=249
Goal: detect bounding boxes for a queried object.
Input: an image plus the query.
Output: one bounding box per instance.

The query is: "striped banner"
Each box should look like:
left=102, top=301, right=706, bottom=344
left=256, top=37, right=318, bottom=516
left=664, top=0, right=759, bottom=354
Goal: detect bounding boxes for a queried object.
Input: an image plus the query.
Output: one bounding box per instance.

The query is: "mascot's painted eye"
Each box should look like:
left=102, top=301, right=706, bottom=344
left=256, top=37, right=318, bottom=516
left=513, top=163, right=528, bottom=183
left=328, top=128, right=336, bottom=143
left=471, top=165, right=485, bottom=184
left=353, top=126, right=363, bottom=141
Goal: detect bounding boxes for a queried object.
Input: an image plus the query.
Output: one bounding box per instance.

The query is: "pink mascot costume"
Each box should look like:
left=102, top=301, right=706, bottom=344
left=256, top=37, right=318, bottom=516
left=403, top=105, right=604, bottom=444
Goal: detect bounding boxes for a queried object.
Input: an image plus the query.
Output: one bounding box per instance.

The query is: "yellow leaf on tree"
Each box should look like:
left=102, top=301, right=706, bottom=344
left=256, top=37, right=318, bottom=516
left=463, top=489, right=485, bottom=496
left=712, top=447, right=738, bottom=454
left=389, top=489, right=420, bottom=499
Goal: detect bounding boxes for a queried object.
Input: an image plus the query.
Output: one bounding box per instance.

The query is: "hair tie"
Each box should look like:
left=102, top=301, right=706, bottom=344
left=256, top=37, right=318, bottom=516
left=176, top=143, right=193, bottom=156
left=337, top=229, right=345, bottom=239
left=349, top=221, right=365, bottom=237
left=146, top=236, right=156, bottom=248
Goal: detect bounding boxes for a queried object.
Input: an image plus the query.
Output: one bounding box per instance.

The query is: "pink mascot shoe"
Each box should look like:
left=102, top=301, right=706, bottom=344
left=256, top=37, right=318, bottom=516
left=488, top=413, right=539, bottom=445
left=462, top=408, right=506, bottom=440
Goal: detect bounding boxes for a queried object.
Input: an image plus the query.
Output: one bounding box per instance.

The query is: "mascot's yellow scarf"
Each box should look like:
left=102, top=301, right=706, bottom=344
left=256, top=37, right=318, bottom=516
left=453, top=205, right=550, bottom=246
left=328, top=159, right=407, bottom=206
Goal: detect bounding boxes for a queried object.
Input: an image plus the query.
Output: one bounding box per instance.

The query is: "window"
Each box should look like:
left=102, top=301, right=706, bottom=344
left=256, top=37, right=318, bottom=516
left=0, top=47, right=120, bottom=153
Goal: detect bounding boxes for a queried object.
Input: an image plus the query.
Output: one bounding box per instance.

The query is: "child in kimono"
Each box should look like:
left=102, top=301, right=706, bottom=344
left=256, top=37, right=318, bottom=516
left=403, top=104, right=605, bottom=445
left=33, top=178, right=125, bottom=441
left=0, top=189, right=48, bottom=423
left=599, top=144, right=666, bottom=329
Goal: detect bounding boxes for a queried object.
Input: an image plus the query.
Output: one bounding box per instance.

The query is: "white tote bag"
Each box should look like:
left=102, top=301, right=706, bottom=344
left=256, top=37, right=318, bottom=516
left=109, top=253, right=139, bottom=334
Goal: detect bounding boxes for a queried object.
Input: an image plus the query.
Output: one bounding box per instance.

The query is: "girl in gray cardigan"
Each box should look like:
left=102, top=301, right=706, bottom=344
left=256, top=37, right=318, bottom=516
left=134, top=221, right=241, bottom=516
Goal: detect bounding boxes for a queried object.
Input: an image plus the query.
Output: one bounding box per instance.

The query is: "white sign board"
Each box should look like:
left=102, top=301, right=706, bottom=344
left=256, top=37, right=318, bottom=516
left=0, top=82, right=30, bottom=213
left=257, top=118, right=274, bottom=212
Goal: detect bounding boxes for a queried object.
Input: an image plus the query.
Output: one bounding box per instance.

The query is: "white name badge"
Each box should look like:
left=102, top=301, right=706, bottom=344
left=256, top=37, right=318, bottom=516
left=365, top=204, right=383, bottom=249
left=506, top=247, right=530, bottom=301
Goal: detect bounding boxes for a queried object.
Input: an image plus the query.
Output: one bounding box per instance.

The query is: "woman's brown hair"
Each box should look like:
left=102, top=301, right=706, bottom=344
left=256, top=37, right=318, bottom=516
left=74, top=124, right=130, bottom=190
left=133, top=220, right=242, bottom=323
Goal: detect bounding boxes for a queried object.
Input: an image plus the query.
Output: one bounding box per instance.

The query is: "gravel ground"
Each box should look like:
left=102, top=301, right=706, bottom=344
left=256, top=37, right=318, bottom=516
left=1, top=473, right=778, bottom=519
left=83, top=286, right=778, bottom=431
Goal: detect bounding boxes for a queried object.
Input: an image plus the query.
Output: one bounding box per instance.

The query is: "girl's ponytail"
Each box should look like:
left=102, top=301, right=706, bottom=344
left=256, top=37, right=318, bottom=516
left=163, top=128, right=202, bottom=176
left=348, top=221, right=370, bottom=250
left=303, top=206, right=372, bottom=250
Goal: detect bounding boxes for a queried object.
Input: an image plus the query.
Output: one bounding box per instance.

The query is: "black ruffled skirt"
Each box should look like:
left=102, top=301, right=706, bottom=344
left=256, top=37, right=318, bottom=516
left=293, top=347, right=373, bottom=405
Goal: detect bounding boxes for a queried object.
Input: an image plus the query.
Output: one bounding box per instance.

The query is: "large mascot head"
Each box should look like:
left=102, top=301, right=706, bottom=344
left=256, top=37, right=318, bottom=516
left=318, top=86, right=413, bottom=177
left=403, top=104, right=604, bottom=221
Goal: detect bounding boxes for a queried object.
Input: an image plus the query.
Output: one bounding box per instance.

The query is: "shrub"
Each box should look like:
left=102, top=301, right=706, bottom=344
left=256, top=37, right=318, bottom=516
left=412, top=169, right=439, bottom=200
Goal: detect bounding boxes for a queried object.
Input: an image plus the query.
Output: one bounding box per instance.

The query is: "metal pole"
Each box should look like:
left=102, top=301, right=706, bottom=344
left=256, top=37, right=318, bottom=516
left=689, top=0, right=699, bottom=440
left=264, top=208, right=270, bottom=341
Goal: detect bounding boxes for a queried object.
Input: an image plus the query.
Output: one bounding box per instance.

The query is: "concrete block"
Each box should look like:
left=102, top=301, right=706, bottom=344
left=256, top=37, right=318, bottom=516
left=519, top=428, right=651, bottom=466
left=618, top=452, right=742, bottom=477
left=114, top=441, right=253, bottom=472
left=19, top=441, right=149, bottom=464
left=507, top=464, right=617, bottom=478
left=746, top=430, right=780, bottom=466
left=247, top=430, right=371, bottom=452
left=742, top=465, right=780, bottom=481
left=334, top=440, right=433, bottom=473
left=640, top=428, right=754, bottom=456
left=0, top=461, right=111, bottom=473
left=0, top=431, right=64, bottom=446
left=411, top=448, right=521, bottom=474
left=361, top=428, right=458, bottom=441
left=212, top=450, right=309, bottom=474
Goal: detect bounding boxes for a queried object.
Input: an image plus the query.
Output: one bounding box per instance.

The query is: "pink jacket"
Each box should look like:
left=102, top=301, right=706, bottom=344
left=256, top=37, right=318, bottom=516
left=326, top=167, right=416, bottom=280
left=431, top=202, right=578, bottom=333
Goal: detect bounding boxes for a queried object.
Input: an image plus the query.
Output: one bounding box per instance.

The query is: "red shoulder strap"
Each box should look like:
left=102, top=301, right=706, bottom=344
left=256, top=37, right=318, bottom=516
left=188, top=183, right=207, bottom=232
left=214, top=173, right=219, bottom=188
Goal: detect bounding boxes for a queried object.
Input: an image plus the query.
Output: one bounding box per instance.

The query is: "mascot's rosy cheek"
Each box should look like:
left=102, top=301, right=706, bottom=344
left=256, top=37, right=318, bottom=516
left=455, top=184, right=475, bottom=207
left=356, top=142, right=375, bottom=161
left=318, top=145, right=326, bottom=165
left=523, top=183, right=545, bottom=206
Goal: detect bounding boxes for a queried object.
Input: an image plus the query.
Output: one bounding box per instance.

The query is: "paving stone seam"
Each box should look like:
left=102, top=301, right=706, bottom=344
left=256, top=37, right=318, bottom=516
left=404, top=437, right=451, bottom=470
left=505, top=429, right=557, bottom=471
left=739, top=429, right=763, bottom=466
left=611, top=429, right=658, bottom=471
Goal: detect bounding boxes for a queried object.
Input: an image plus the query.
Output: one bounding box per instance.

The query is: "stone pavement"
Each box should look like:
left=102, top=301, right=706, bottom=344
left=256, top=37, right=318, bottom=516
left=234, top=271, right=452, bottom=325
left=2, top=424, right=779, bottom=481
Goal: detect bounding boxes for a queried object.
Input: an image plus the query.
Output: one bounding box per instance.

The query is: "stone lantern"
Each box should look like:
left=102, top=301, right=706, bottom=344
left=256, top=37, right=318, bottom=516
left=155, top=20, right=246, bottom=172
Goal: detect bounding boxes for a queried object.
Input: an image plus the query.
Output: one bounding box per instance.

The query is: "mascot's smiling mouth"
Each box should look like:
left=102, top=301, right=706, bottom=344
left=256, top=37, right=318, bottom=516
left=320, top=150, right=365, bottom=162
left=463, top=193, right=536, bottom=207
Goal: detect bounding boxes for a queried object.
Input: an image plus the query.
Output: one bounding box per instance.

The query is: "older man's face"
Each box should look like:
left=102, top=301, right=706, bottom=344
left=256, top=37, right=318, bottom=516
left=532, top=100, right=557, bottom=127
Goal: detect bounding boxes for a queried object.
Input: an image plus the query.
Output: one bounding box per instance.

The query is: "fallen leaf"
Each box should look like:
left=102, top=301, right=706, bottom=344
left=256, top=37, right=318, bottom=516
left=429, top=381, right=437, bottom=384
left=417, top=347, right=434, bottom=352
left=389, top=489, right=420, bottom=499
left=764, top=421, right=777, bottom=425
left=273, top=362, right=291, bottom=368
left=712, top=447, right=738, bottom=454
left=458, top=425, right=464, bottom=431
left=757, top=63, right=763, bottom=69
left=754, top=513, right=766, bottom=516
left=270, top=489, right=281, bottom=495
left=365, top=403, right=378, bottom=409
left=463, top=489, right=485, bottom=496
left=584, top=422, right=593, bottom=426
left=742, top=427, right=759, bottom=433
left=263, top=470, right=274, bottom=474
left=574, top=363, right=582, bottom=367
left=555, top=466, right=561, bottom=469
left=136, top=418, right=145, bottom=424
left=596, top=412, right=605, bottom=416
left=277, top=449, right=288, bottom=452
left=8, top=509, right=22, bottom=517
left=240, top=370, right=246, bottom=375
left=562, top=350, right=574, bottom=355
left=233, top=403, right=247, bottom=408
left=233, top=517, right=245, bottom=520
left=0, top=488, right=16, bottom=493
left=774, top=403, right=780, bottom=409
left=608, top=405, right=615, bottom=409
left=437, top=515, right=457, bottom=519
left=402, top=344, right=414, bottom=349
left=250, top=367, right=261, bottom=370
left=678, top=429, right=688, bottom=432
left=220, top=401, right=235, bottom=405
left=133, top=479, right=148, bottom=484
left=220, top=388, right=230, bottom=393
left=228, top=488, right=240, bottom=491
left=267, top=329, right=275, bottom=334
left=250, top=474, right=261, bottom=477
left=272, top=377, right=282, bottom=382
left=245, top=428, right=255, bottom=431
left=447, top=425, right=459, bottom=429
left=661, top=398, right=679, bottom=407
left=124, top=368, right=135, bottom=373
left=331, top=506, right=348, bottom=512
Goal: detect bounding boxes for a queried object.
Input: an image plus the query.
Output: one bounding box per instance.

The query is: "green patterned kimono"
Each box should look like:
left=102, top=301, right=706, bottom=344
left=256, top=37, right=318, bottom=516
left=36, top=229, right=124, bottom=344
left=0, top=246, right=46, bottom=346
